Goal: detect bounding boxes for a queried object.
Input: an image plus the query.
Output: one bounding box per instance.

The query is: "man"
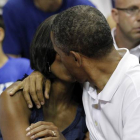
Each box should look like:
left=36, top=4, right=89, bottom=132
left=0, top=15, right=33, bottom=95
left=2, top=0, right=95, bottom=58
left=50, top=5, right=140, bottom=140
left=111, top=0, right=140, bottom=59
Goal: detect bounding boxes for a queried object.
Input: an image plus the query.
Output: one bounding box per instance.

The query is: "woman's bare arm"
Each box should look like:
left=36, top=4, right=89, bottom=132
left=0, top=90, right=31, bottom=140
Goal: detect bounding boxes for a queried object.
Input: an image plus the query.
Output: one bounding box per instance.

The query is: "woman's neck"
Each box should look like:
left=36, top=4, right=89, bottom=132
left=44, top=79, right=76, bottom=111
left=0, top=45, right=8, bottom=68
left=43, top=80, right=77, bottom=131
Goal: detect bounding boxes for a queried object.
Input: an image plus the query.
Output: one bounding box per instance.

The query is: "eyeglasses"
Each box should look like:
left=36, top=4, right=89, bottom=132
left=116, top=6, right=140, bottom=16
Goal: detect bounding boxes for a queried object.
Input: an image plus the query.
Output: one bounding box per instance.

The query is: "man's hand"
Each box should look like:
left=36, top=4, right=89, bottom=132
left=8, top=71, right=51, bottom=108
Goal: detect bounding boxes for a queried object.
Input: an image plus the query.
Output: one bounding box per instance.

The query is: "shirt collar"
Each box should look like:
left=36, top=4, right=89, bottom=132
left=83, top=47, right=139, bottom=102
left=98, top=48, right=139, bottom=101
left=111, top=28, right=140, bottom=58
left=111, top=28, right=118, bottom=50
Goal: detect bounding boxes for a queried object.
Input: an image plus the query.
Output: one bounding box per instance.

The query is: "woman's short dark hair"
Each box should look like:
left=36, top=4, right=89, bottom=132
left=30, top=15, right=57, bottom=78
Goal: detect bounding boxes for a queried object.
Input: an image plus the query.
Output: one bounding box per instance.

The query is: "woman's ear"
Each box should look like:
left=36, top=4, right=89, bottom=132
left=111, top=8, right=119, bottom=24
left=70, top=51, right=82, bottom=67
left=0, top=27, right=5, bottom=42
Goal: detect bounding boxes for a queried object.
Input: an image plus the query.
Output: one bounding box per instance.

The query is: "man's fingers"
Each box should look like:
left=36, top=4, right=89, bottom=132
left=8, top=81, right=23, bottom=96
left=36, top=77, right=45, bottom=105
left=44, top=79, right=51, bottom=99
left=23, top=79, right=33, bottom=108
left=29, top=77, right=41, bottom=109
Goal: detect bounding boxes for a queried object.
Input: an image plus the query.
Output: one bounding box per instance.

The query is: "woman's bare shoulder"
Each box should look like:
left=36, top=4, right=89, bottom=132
left=0, top=89, right=30, bottom=115
left=0, top=90, right=31, bottom=140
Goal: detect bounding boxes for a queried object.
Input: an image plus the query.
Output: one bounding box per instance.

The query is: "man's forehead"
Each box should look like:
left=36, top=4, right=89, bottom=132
left=115, top=0, right=140, bottom=7
left=115, top=0, right=128, bottom=7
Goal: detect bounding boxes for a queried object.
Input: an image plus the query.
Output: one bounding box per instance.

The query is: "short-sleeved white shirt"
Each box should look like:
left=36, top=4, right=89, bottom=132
left=112, top=28, right=140, bottom=59
left=82, top=48, right=140, bottom=140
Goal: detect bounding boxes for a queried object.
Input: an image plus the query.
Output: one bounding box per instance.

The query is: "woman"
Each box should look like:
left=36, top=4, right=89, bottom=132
left=0, top=15, right=88, bottom=140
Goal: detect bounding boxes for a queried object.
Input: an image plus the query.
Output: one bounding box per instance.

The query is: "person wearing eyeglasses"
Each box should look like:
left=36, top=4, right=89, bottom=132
left=112, top=0, right=140, bottom=60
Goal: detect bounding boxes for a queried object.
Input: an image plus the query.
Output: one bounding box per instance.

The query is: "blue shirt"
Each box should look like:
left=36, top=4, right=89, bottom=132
left=3, top=0, right=95, bottom=58
left=0, top=57, right=33, bottom=94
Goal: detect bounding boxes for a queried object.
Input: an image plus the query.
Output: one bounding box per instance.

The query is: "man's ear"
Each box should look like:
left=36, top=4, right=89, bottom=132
left=0, top=27, right=5, bottom=42
left=112, top=8, right=119, bottom=24
left=70, top=51, right=82, bottom=67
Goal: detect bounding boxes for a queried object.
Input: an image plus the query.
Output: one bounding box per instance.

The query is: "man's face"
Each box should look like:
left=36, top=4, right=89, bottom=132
left=51, top=32, right=86, bottom=83
left=115, top=0, right=140, bottom=40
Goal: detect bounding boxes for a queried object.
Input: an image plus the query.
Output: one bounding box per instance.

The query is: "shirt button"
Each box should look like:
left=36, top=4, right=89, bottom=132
left=95, top=120, right=98, bottom=126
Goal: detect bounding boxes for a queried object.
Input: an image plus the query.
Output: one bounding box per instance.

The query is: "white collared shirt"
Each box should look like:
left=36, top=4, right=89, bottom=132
left=82, top=48, right=140, bottom=140
left=112, top=28, right=140, bottom=59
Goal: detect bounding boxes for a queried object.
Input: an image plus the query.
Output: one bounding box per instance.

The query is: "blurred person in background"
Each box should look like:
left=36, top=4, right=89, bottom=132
left=112, top=0, right=140, bottom=60
left=2, top=0, right=95, bottom=59
left=0, top=15, right=33, bottom=95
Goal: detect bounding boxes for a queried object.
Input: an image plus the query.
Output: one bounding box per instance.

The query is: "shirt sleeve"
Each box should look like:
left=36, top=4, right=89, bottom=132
left=16, top=58, right=33, bottom=77
left=26, top=66, right=34, bottom=75
left=2, top=2, right=23, bottom=55
left=21, top=58, right=33, bottom=75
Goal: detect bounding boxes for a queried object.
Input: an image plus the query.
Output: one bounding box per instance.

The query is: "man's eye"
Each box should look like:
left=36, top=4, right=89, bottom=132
left=126, top=6, right=139, bottom=15
left=129, top=7, right=138, bottom=12
left=130, top=9, right=137, bottom=12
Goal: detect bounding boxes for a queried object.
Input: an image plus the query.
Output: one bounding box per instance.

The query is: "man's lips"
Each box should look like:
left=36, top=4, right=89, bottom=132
left=133, top=27, right=140, bottom=32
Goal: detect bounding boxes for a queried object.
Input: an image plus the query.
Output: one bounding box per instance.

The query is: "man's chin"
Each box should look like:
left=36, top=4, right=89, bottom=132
left=129, top=32, right=140, bottom=41
left=132, top=34, right=140, bottom=41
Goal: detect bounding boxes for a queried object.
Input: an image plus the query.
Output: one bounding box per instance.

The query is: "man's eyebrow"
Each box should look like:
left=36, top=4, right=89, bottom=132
left=127, top=5, right=139, bottom=9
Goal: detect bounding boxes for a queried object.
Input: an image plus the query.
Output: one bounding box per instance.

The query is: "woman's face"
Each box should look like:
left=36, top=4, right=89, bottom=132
left=50, top=54, right=76, bottom=83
